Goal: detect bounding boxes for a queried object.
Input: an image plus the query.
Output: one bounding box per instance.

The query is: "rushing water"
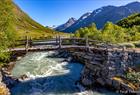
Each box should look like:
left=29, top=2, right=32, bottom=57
left=11, top=51, right=120, bottom=95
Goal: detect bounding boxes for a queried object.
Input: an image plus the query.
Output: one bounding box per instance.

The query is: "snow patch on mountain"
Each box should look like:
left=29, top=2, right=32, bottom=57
left=81, top=12, right=92, bottom=20
left=93, top=8, right=103, bottom=16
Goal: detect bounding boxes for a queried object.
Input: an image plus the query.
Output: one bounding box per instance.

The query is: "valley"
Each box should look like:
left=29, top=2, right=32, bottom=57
left=0, top=0, right=140, bottom=95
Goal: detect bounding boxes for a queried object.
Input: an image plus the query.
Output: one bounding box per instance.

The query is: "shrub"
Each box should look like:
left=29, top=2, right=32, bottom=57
left=125, top=72, right=140, bottom=84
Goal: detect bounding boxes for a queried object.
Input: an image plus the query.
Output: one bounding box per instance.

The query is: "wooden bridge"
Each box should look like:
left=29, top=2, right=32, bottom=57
left=8, top=36, right=140, bottom=53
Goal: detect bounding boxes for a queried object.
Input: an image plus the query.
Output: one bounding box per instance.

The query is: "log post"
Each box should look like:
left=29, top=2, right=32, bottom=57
left=56, top=36, right=58, bottom=45
left=72, top=37, right=76, bottom=45
left=86, top=36, right=89, bottom=51
left=25, top=35, right=29, bottom=52
left=29, top=37, right=32, bottom=48
left=122, top=46, right=126, bottom=52
left=59, top=36, right=62, bottom=49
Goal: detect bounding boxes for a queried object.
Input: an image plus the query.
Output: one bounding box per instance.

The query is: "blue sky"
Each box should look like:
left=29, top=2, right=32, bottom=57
left=13, top=0, right=140, bottom=27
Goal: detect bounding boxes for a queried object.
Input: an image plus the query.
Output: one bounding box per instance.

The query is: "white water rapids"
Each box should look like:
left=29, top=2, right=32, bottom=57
left=11, top=51, right=120, bottom=95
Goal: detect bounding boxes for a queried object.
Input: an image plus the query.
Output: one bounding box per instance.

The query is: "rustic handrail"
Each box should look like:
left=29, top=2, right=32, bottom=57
left=15, top=36, right=126, bottom=52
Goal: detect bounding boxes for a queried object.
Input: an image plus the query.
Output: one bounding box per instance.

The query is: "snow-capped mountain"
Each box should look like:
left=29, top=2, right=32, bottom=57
left=57, top=1, right=140, bottom=33
left=46, top=25, right=58, bottom=29
left=55, top=17, right=77, bottom=31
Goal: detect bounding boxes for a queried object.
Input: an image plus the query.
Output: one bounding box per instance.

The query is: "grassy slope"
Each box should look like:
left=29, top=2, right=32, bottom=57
left=12, top=2, right=57, bottom=39
left=1, top=0, right=66, bottom=40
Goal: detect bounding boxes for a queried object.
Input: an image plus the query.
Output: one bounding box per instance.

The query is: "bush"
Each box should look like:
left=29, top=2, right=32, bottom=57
left=125, top=72, right=140, bottom=84
left=134, top=41, right=140, bottom=48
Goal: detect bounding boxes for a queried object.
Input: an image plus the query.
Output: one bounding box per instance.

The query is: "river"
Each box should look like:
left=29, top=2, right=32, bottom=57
left=11, top=51, right=120, bottom=95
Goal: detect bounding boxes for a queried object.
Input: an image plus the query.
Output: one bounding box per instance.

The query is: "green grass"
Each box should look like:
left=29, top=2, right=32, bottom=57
left=12, top=2, right=57, bottom=39
left=0, top=0, right=67, bottom=40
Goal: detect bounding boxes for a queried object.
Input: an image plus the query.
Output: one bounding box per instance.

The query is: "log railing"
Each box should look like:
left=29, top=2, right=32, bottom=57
left=15, top=36, right=126, bottom=52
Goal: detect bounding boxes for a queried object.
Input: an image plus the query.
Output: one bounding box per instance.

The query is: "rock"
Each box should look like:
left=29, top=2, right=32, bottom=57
left=84, top=55, right=93, bottom=60
left=1, top=70, right=19, bottom=89
left=81, top=78, right=93, bottom=86
left=66, top=57, right=72, bottom=62
left=100, top=69, right=109, bottom=77
left=105, top=78, right=112, bottom=86
left=108, top=66, right=115, bottom=71
left=96, top=78, right=105, bottom=86
left=62, top=49, right=140, bottom=92
left=3, top=76, right=19, bottom=88
left=19, top=74, right=28, bottom=80
left=112, top=80, right=120, bottom=90
left=17, top=56, right=22, bottom=61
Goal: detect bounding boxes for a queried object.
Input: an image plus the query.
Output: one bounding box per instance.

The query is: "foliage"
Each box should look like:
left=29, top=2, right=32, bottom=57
left=75, top=18, right=140, bottom=43
left=75, top=22, right=126, bottom=43
left=116, top=13, right=140, bottom=43
left=117, top=13, right=140, bottom=28
left=75, top=23, right=102, bottom=40
left=134, top=41, right=140, bottom=48
left=125, top=72, right=140, bottom=84
left=101, top=22, right=126, bottom=43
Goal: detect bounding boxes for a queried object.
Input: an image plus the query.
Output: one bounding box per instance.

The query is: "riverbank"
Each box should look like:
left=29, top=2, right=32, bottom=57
left=0, top=71, right=10, bottom=95
left=0, top=51, right=27, bottom=95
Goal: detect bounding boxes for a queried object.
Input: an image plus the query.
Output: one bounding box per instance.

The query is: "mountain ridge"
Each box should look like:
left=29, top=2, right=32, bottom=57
left=56, top=1, right=140, bottom=33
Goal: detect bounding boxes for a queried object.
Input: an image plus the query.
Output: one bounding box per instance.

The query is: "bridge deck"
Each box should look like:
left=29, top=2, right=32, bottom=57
left=8, top=45, right=140, bottom=53
left=9, top=37, right=140, bottom=53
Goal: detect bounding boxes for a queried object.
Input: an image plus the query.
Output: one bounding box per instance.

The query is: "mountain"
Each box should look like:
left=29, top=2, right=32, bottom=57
left=46, top=25, right=58, bottom=29
left=1, top=0, right=56, bottom=40
left=55, top=17, right=77, bottom=31
left=60, top=1, right=140, bottom=33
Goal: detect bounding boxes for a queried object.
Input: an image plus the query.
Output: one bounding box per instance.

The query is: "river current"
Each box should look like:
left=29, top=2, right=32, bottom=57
left=11, top=51, right=120, bottom=95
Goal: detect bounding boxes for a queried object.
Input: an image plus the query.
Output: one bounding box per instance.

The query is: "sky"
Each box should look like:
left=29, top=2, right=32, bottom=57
left=13, top=0, right=140, bottom=27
